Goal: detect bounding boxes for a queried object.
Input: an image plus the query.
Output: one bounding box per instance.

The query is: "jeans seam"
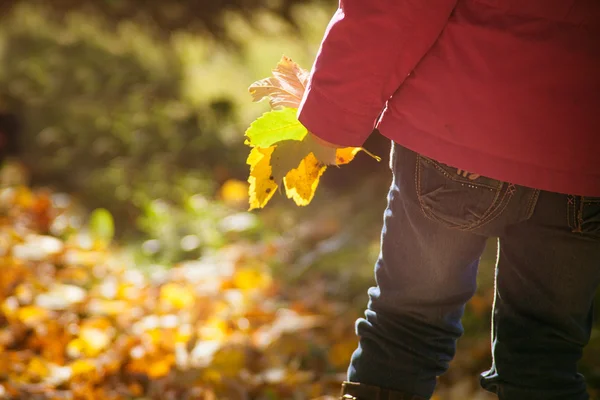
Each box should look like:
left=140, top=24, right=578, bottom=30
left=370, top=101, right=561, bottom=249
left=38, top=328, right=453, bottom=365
left=475, top=183, right=515, bottom=229
left=581, top=199, right=600, bottom=240
left=415, top=155, right=504, bottom=232
left=578, top=197, right=585, bottom=232
left=567, top=195, right=575, bottom=231
left=416, top=156, right=477, bottom=231
left=525, top=189, right=541, bottom=220
left=567, top=195, right=583, bottom=233
left=419, top=155, right=502, bottom=191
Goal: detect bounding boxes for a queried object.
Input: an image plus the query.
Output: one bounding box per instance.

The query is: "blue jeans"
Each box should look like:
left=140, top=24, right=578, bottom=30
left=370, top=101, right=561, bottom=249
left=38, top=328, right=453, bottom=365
left=348, top=143, right=600, bottom=400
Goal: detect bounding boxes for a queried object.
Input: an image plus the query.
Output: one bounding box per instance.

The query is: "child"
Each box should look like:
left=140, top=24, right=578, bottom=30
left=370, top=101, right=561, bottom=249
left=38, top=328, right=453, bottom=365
left=298, top=1, right=600, bottom=399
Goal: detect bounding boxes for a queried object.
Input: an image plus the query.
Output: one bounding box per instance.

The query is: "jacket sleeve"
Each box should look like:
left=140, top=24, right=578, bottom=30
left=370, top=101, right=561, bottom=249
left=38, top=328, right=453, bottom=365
left=297, top=0, right=457, bottom=147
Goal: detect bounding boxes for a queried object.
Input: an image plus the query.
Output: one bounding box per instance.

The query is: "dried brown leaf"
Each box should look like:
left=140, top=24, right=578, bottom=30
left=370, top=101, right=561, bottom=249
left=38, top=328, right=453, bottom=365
left=248, top=56, right=309, bottom=110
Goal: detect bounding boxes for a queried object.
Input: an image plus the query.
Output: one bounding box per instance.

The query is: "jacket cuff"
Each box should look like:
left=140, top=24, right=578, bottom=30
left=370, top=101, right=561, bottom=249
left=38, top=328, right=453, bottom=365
left=297, top=85, right=375, bottom=148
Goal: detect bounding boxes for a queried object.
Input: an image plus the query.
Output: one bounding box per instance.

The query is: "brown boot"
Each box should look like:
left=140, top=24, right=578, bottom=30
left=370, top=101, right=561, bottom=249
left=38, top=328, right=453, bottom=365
left=340, top=382, right=428, bottom=400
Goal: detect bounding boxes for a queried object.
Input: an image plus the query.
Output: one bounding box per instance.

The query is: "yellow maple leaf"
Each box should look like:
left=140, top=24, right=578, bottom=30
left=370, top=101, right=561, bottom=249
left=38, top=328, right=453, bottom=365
left=247, top=147, right=278, bottom=210
left=283, top=153, right=327, bottom=206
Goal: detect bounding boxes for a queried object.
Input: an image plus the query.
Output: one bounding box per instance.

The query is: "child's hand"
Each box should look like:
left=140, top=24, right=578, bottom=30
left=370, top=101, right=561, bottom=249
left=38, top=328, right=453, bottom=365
left=310, top=133, right=340, bottom=148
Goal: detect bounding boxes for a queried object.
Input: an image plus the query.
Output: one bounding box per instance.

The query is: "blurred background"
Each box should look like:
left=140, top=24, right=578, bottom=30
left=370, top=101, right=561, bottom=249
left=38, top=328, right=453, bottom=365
left=0, top=1, right=598, bottom=399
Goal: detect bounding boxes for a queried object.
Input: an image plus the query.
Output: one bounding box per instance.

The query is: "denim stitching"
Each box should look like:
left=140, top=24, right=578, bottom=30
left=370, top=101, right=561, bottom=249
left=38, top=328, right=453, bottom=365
left=416, top=155, right=502, bottom=231
left=415, top=155, right=443, bottom=227
left=416, top=155, right=458, bottom=228
left=507, top=183, right=516, bottom=195
left=566, top=195, right=588, bottom=233
left=474, top=182, right=514, bottom=229
left=420, top=156, right=502, bottom=191
left=567, top=195, right=575, bottom=231
left=415, top=155, right=504, bottom=232
left=525, top=189, right=540, bottom=220
left=419, top=156, right=507, bottom=229
left=582, top=201, right=600, bottom=240
left=415, top=156, right=455, bottom=229
left=421, top=155, right=502, bottom=190
left=572, top=196, right=581, bottom=232
left=473, top=184, right=510, bottom=227
left=577, top=196, right=585, bottom=233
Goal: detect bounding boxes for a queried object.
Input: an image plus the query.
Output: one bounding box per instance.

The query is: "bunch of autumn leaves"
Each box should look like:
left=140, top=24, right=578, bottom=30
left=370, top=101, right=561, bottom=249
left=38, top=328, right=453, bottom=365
left=246, top=57, right=378, bottom=210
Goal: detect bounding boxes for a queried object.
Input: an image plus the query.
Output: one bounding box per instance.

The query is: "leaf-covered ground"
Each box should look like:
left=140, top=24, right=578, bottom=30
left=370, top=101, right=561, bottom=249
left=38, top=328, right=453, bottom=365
left=1, top=182, right=598, bottom=400
left=0, top=184, right=364, bottom=399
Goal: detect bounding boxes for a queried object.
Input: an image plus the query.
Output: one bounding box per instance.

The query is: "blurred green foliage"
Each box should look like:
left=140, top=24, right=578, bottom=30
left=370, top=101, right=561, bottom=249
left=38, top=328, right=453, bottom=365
left=0, top=0, right=335, bottom=38
left=132, top=195, right=266, bottom=266
left=0, top=3, right=334, bottom=239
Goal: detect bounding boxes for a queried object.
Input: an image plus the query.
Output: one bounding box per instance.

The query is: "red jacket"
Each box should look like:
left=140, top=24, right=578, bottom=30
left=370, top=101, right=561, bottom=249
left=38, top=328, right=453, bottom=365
left=298, top=0, right=600, bottom=196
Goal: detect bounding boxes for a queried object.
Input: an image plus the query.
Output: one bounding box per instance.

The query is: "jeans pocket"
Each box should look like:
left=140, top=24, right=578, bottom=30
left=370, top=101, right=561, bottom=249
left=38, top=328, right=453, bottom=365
left=567, top=196, right=600, bottom=239
left=415, top=155, right=507, bottom=231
